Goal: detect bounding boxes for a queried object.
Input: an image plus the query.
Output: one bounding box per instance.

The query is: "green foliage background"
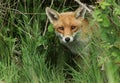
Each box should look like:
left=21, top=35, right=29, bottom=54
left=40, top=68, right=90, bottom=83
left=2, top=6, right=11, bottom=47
left=0, top=0, right=120, bottom=83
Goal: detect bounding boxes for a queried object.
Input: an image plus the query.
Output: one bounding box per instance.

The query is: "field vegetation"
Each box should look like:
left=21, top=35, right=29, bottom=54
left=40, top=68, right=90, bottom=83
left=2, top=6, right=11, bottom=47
left=0, top=0, right=120, bottom=83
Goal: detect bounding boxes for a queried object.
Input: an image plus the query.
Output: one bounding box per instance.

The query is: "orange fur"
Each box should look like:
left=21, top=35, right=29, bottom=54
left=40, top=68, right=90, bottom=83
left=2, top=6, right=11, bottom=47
left=46, top=7, right=98, bottom=54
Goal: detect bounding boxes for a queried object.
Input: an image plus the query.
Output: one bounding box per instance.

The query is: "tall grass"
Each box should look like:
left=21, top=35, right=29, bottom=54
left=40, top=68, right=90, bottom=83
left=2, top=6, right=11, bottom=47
left=0, top=0, right=120, bottom=83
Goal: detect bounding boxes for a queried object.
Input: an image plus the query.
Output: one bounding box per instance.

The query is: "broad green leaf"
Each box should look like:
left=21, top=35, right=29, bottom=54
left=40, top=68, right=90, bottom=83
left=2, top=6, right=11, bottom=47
left=100, top=2, right=110, bottom=9
left=101, top=15, right=110, bottom=27
left=48, top=24, right=54, bottom=33
left=114, top=8, right=120, bottom=15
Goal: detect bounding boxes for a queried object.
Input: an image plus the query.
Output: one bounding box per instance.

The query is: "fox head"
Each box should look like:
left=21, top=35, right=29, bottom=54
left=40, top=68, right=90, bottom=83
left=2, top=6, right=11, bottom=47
left=46, top=7, right=87, bottom=43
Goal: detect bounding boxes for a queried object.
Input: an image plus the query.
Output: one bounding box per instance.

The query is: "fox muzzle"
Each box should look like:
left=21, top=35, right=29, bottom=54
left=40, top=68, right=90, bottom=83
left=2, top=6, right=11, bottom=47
left=63, top=36, right=73, bottom=43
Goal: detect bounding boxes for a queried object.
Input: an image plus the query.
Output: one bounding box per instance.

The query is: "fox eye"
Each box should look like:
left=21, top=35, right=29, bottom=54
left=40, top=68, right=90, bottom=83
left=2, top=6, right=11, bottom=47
left=58, top=27, right=64, bottom=30
left=71, top=26, right=76, bottom=30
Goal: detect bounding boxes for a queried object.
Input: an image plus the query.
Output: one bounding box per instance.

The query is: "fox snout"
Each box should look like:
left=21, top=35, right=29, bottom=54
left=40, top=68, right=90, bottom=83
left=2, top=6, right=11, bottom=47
left=63, top=36, right=73, bottom=43
left=65, top=37, right=70, bottom=42
left=57, top=33, right=74, bottom=43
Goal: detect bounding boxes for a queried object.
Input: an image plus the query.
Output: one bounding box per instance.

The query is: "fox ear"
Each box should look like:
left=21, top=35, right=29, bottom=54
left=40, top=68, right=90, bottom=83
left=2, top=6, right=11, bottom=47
left=74, top=7, right=86, bottom=19
left=46, top=7, right=59, bottom=23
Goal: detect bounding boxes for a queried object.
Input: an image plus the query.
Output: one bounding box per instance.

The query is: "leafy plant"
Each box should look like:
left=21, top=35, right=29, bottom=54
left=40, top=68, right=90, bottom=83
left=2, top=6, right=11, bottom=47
left=0, top=0, right=120, bottom=83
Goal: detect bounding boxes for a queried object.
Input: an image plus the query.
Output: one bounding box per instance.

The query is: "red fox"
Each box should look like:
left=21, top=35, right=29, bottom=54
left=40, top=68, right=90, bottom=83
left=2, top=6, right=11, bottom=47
left=46, top=7, right=98, bottom=55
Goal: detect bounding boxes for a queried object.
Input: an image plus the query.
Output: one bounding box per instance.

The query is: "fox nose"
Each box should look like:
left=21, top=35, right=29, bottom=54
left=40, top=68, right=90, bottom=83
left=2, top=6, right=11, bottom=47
left=65, top=37, right=70, bottom=42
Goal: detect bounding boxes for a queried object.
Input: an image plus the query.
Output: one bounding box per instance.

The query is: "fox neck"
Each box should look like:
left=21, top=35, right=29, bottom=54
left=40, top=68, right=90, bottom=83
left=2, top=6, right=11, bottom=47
left=64, top=37, right=90, bottom=55
left=61, top=29, right=91, bottom=55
